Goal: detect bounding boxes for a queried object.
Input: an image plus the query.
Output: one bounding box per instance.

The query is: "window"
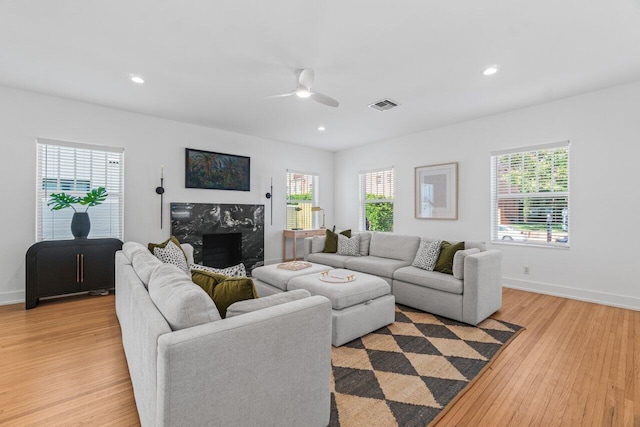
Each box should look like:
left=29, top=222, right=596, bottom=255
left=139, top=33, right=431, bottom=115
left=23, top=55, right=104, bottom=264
left=491, top=141, right=569, bottom=247
left=360, top=168, right=394, bottom=232
left=36, top=138, right=124, bottom=241
left=286, top=171, right=319, bottom=230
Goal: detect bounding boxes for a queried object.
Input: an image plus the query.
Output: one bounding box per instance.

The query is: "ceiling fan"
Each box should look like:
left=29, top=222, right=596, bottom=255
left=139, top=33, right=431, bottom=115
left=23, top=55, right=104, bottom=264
left=268, top=69, right=339, bottom=108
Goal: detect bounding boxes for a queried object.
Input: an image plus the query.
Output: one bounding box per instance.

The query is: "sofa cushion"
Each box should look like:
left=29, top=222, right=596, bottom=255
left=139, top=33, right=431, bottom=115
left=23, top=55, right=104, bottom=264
left=226, top=289, right=311, bottom=318
left=191, top=262, right=247, bottom=277
left=453, top=248, right=480, bottom=280
left=369, top=233, right=421, bottom=262
left=323, top=229, right=351, bottom=253
left=252, top=262, right=332, bottom=291
left=412, top=239, right=441, bottom=271
left=337, top=234, right=360, bottom=256
left=357, top=232, right=372, bottom=256
left=131, top=248, right=164, bottom=288
left=465, top=241, right=486, bottom=252
left=311, top=236, right=326, bottom=253
left=344, top=255, right=411, bottom=279
left=434, top=241, right=465, bottom=275
left=191, top=270, right=258, bottom=318
left=307, top=253, right=353, bottom=269
left=122, top=241, right=147, bottom=262
left=148, top=264, right=221, bottom=330
left=393, top=266, right=463, bottom=295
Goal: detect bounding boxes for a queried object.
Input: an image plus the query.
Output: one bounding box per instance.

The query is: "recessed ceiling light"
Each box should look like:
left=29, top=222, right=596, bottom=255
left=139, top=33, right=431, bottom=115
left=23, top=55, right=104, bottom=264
left=483, top=65, right=500, bottom=76
left=318, top=125, right=326, bottom=131
left=130, top=75, right=145, bottom=84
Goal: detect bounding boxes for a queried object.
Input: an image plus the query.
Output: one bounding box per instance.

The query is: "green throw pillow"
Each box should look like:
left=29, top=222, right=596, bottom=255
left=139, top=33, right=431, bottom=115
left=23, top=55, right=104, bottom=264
left=323, top=229, right=351, bottom=253
left=434, top=241, right=465, bottom=275
left=191, top=270, right=258, bottom=318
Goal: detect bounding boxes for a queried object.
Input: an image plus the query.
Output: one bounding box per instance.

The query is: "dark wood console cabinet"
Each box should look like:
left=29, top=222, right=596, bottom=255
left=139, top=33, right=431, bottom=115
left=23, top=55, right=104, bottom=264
left=26, top=238, right=123, bottom=309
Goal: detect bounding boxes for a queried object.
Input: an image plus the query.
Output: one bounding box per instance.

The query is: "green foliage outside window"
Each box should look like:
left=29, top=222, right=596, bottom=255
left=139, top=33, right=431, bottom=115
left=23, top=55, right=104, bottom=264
left=365, top=194, right=393, bottom=232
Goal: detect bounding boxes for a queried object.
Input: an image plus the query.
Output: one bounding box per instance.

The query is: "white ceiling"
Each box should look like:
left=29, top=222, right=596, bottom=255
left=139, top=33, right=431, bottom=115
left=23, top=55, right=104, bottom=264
left=2, top=1, right=640, bottom=152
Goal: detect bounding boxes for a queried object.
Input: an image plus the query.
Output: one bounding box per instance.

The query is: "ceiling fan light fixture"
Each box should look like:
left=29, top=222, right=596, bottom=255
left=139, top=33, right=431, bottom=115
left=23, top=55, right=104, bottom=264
left=295, top=88, right=312, bottom=98
left=129, top=74, right=145, bottom=84
left=317, top=125, right=326, bottom=131
left=483, top=65, right=500, bottom=76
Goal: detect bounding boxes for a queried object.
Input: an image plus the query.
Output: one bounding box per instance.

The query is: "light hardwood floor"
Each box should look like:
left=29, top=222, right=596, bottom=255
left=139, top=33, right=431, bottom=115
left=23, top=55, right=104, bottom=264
left=0, top=288, right=638, bottom=426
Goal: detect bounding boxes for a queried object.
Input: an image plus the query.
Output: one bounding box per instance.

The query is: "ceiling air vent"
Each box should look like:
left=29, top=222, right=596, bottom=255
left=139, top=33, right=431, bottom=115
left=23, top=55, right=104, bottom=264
left=368, top=98, right=400, bottom=112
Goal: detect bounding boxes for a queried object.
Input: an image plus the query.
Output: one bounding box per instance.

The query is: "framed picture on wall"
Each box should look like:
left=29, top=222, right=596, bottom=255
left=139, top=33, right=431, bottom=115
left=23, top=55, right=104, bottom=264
left=415, top=162, right=458, bottom=220
left=185, top=148, right=250, bottom=191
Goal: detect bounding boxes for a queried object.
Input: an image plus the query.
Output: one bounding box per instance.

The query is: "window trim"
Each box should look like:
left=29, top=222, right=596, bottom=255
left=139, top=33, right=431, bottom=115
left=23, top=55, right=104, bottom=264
left=36, top=137, right=125, bottom=242
left=359, top=167, right=394, bottom=232
left=490, top=140, right=570, bottom=249
left=285, top=169, right=319, bottom=230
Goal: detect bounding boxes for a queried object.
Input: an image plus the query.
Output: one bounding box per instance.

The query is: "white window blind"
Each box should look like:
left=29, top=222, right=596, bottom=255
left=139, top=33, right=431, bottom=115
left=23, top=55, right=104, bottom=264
left=286, top=171, right=319, bottom=230
left=359, top=168, right=394, bottom=232
left=36, top=138, right=124, bottom=241
left=491, top=141, right=569, bottom=247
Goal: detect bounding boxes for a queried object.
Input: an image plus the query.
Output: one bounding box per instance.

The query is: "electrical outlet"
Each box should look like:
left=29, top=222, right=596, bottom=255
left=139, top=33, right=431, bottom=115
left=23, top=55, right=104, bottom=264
left=523, top=266, right=530, bottom=275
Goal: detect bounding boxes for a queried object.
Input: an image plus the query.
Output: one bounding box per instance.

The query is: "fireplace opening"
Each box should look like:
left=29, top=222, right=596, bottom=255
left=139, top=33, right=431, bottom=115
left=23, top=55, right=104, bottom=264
left=202, top=233, right=242, bottom=268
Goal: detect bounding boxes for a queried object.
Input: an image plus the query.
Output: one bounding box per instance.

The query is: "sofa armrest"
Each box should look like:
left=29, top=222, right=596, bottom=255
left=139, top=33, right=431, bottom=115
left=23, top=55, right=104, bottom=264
left=462, top=250, right=502, bottom=325
left=156, top=295, right=332, bottom=427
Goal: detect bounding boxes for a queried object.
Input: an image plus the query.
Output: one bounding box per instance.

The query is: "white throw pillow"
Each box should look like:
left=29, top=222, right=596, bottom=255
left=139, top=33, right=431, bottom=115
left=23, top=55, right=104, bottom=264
left=452, top=248, right=481, bottom=280
left=337, top=234, right=360, bottom=256
left=153, top=241, right=190, bottom=275
left=412, top=239, right=441, bottom=271
left=190, top=262, right=247, bottom=277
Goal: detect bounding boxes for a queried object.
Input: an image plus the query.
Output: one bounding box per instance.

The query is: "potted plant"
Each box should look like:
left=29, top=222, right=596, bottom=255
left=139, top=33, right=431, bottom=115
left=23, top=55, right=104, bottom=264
left=47, top=187, right=108, bottom=239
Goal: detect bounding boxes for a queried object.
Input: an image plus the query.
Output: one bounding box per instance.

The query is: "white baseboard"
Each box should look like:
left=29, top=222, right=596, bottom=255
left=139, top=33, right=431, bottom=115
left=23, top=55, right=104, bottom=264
left=503, top=277, right=640, bottom=312
left=0, top=290, right=25, bottom=307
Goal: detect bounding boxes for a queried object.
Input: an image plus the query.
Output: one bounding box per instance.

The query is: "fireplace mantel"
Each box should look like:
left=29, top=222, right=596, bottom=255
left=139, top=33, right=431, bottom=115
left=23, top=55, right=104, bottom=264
left=171, top=203, right=264, bottom=275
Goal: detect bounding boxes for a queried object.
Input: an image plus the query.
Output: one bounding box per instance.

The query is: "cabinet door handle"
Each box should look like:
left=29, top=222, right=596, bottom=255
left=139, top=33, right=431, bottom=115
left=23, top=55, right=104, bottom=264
left=76, top=254, right=80, bottom=283
left=81, top=254, right=84, bottom=283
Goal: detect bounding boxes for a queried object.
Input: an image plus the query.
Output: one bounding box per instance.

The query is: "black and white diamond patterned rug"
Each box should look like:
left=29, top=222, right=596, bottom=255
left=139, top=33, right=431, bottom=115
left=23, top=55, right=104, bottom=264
left=329, top=304, right=523, bottom=427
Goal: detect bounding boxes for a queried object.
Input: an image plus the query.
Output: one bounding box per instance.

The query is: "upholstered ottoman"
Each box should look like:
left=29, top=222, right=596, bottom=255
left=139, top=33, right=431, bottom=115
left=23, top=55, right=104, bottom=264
left=288, top=270, right=395, bottom=346
left=251, top=262, right=333, bottom=296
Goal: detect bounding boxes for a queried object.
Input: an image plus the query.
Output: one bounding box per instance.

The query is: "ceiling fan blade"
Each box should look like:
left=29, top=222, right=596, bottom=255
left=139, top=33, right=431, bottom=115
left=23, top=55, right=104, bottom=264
left=311, top=91, right=339, bottom=108
left=297, top=69, right=315, bottom=89
left=265, top=91, right=295, bottom=98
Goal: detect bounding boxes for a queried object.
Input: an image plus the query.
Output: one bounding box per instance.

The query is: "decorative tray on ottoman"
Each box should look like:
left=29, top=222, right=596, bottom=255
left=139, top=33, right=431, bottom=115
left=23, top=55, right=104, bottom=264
left=320, top=269, right=356, bottom=283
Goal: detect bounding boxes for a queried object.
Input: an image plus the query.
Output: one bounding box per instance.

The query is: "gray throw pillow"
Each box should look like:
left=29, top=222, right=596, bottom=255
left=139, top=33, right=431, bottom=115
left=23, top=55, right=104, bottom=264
left=452, top=248, right=481, bottom=279
left=412, top=239, right=441, bottom=271
left=337, top=234, right=360, bottom=256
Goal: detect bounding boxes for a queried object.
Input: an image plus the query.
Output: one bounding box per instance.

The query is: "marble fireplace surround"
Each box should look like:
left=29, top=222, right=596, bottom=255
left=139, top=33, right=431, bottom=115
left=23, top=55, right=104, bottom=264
left=170, top=202, right=265, bottom=275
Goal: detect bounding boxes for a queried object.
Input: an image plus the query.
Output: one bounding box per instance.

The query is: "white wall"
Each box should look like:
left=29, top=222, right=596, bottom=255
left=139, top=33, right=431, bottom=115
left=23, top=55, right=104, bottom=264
left=335, top=81, right=640, bottom=311
left=0, top=86, right=334, bottom=305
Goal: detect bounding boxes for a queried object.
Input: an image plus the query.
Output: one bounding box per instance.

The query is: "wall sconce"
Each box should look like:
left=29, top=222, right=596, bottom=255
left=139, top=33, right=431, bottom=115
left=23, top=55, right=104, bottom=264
left=312, top=206, right=325, bottom=229
left=155, top=165, right=165, bottom=229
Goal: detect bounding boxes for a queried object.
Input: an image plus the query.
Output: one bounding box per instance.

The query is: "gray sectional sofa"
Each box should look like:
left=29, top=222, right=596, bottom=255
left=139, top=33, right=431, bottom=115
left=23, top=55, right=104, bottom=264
left=115, top=242, right=332, bottom=427
left=304, top=232, right=503, bottom=325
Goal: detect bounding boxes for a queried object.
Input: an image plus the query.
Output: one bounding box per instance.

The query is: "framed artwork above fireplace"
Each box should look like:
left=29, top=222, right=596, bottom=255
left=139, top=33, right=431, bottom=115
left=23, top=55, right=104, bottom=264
left=185, top=148, right=250, bottom=191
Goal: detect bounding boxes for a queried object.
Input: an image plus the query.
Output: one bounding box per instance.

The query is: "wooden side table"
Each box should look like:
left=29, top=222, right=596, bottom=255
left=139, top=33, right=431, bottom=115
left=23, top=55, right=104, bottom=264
left=282, top=229, right=326, bottom=262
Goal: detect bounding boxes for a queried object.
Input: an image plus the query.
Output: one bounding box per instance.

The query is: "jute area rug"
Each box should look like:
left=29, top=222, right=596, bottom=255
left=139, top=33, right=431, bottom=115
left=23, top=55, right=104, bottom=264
left=329, top=304, right=523, bottom=427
